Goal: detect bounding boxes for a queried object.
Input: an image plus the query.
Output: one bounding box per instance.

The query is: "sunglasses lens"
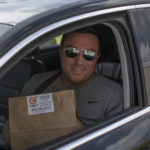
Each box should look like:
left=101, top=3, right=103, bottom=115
left=64, top=47, right=79, bottom=58
left=64, top=47, right=97, bottom=61
left=83, top=50, right=96, bottom=61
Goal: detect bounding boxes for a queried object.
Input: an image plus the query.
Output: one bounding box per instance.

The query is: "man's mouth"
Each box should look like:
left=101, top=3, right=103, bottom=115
left=72, top=66, right=84, bottom=74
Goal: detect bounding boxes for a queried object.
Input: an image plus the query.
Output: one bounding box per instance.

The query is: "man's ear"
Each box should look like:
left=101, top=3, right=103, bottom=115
left=97, top=52, right=101, bottom=59
left=96, top=52, right=101, bottom=63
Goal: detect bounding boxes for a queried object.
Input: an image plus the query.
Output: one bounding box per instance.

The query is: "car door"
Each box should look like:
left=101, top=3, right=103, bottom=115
left=44, top=6, right=150, bottom=150
left=0, top=2, right=149, bottom=150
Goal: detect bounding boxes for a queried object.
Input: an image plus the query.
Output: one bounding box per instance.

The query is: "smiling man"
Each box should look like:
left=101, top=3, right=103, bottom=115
left=18, top=27, right=123, bottom=126
left=3, top=27, right=124, bottom=145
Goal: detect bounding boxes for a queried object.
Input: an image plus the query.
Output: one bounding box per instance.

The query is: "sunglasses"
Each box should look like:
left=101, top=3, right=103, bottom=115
left=64, top=47, right=98, bottom=61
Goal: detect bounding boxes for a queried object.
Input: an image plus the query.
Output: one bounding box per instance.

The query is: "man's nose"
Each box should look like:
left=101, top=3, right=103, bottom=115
left=75, top=52, right=84, bottom=65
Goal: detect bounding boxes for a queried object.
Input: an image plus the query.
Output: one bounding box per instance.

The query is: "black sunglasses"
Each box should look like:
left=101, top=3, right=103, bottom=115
left=64, top=47, right=98, bottom=61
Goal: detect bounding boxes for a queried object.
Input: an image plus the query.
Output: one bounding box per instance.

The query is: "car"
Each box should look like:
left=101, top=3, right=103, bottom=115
left=0, top=0, right=150, bottom=149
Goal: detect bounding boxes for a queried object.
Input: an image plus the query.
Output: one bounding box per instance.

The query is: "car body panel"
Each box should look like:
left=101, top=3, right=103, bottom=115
left=132, top=0, right=150, bottom=4
left=73, top=108, right=150, bottom=150
left=129, top=8, right=150, bottom=68
left=0, top=23, right=13, bottom=37
left=29, top=107, right=150, bottom=150
left=0, top=0, right=133, bottom=25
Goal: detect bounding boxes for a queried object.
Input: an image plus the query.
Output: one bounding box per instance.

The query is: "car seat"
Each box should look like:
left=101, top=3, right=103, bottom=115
left=0, top=56, right=46, bottom=148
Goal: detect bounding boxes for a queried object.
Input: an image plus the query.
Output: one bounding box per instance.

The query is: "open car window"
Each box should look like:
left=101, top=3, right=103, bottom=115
left=0, top=11, right=140, bottom=150
left=40, top=35, right=63, bottom=48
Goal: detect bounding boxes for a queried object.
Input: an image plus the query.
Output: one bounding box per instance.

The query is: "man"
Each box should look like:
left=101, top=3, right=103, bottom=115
left=3, top=28, right=123, bottom=142
left=20, top=27, right=123, bottom=126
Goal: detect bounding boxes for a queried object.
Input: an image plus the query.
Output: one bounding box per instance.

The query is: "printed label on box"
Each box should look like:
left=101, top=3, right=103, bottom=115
left=27, top=93, right=54, bottom=115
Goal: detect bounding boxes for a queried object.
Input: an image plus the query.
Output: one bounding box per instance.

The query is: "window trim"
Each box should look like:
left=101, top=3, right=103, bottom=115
left=104, top=23, right=130, bottom=109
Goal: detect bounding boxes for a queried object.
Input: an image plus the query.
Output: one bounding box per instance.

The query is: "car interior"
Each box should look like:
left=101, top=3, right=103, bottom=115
left=0, top=24, right=123, bottom=149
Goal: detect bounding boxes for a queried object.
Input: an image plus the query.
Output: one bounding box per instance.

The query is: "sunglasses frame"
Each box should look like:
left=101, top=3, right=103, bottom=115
left=64, top=46, right=98, bottom=61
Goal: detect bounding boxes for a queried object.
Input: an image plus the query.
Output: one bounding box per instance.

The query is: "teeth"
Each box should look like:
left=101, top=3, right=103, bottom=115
left=72, top=68, right=82, bottom=73
left=72, top=65, right=84, bottom=73
left=73, top=67, right=82, bottom=71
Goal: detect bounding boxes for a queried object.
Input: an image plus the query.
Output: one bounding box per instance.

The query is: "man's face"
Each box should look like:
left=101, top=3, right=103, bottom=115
left=60, top=32, right=100, bottom=87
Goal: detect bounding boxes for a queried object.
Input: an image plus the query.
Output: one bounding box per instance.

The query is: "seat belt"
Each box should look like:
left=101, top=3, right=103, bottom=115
left=33, top=71, right=61, bottom=94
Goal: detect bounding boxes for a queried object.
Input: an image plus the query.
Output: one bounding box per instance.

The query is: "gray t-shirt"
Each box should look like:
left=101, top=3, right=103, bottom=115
left=21, top=70, right=123, bottom=126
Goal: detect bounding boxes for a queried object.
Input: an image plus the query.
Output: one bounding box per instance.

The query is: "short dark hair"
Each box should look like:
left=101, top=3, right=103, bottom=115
left=60, top=27, right=100, bottom=51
